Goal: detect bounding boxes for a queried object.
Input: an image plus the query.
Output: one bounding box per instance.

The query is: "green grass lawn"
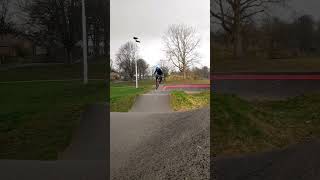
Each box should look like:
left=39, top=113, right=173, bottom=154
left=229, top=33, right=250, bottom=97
left=214, top=57, right=320, bottom=73
left=110, top=80, right=153, bottom=112
left=170, top=91, right=210, bottom=111
left=212, top=94, right=320, bottom=156
left=110, top=79, right=210, bottom=112
left=0, top=62, right=106, bottom=81
left=0, top=81, right=106, bottom=160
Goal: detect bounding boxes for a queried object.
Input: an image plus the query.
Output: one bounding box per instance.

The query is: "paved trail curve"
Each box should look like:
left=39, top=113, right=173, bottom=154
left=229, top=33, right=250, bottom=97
left=111, top=87, right=210, bottom=179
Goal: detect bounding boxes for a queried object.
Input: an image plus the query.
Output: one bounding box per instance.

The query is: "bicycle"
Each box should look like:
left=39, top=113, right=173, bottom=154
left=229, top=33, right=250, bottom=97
left=155, top=75, right=163, bottom=90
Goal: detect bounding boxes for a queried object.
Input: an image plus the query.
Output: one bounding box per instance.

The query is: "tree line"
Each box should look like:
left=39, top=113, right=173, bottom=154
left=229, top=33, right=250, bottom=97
left=111, top=42, right=149, bottom=80
left=0, top=0, right=16, bottom=35
left=213, top=14, right=320, bottom=59
left=212, top=0, right=291, bottom=59
left=0, top=0, right=109, bottom=64
left=114, top=24, right=203, bottom=80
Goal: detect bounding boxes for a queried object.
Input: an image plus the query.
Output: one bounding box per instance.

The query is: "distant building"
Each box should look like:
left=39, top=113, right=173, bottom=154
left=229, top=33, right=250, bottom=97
left=111, top=71, right=121, bottom=80
left=0, top=33, right=83, bottom=63
left=0, top=33, right=35, bottom=57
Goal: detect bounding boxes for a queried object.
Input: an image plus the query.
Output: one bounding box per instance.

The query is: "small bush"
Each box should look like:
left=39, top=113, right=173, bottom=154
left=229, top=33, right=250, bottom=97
left=171, top=91, right=210, bottom=111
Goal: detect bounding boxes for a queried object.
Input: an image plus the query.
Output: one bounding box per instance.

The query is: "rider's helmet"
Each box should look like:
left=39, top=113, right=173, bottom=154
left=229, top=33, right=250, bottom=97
left=156, top=64, right=160, bottom=69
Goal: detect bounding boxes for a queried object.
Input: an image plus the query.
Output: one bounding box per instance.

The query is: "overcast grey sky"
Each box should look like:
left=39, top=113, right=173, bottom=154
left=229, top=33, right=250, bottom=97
left=289, top=0, right=320, bottom=19
left=211, top=0, right=320, bottom=31
left=111, top=0, right=210, bottom=68
left=270, top=0, right=320, bottom=21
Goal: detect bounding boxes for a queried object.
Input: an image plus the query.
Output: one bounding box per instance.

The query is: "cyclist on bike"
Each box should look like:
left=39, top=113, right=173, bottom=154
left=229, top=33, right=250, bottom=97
left=154, top=65, right=163, bottom=85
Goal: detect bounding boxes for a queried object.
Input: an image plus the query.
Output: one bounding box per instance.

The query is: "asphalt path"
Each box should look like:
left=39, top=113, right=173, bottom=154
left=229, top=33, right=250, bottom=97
left=0, top=104, right=109, bottom=180
left=213, top=74, right=320, bottom=99
left=0, top=160, right=107, bottom=180
left=130, top=89, right=172, bottom=112
left=214, top=80, right=320, bottom=100
left=60, top=103, right=108, bottom=160
left=111, top=88, right=210, bottom=179
left=214, top=140, right=320, bottom=180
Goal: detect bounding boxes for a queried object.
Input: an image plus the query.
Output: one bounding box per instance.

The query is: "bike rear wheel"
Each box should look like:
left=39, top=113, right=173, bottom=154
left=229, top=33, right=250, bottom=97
left=156, top=78, right=159, bottom=89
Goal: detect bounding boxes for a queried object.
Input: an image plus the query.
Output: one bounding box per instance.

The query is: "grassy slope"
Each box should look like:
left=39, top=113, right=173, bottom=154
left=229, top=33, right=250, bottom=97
left=0, top=62, right=107, bottom=159
left=110, top=79, right=210, bottom=112
left=0, top=81, right=106, bottom=160
left=212, top=94, right=320, bottom=156
left=110, top=80, right=153, bottom=112
left=170, top=91, right=210, bottom=111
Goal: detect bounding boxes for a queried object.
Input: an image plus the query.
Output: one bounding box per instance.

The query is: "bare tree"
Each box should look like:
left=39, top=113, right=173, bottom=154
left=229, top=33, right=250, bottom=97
left=163, top=24, right=200, bottom=79
left=87, top=0, right=108, bottom=57
left=0, top=0, right=15, bottom=35
left=110, top=58, right=115, bottom=72
left=211, top=0, right=286, bottom=59
left=316, top=21, right=320, bottom=52
left=294, top=15, right=316, bottom=54
left=201, top=66, right=210, bottom=79
left=0, top=0, right=16, bottom=64
left=116, top=41, right=138, bottom=80
left=137, top=58, right=148, bottom=80
left=157, top=59, right=172, bottom=80
left=19, top=0, right=82, bottom=64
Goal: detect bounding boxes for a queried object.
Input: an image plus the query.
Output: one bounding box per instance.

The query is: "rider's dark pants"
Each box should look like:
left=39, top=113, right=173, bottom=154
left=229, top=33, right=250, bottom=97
left=156, top=75, right=162, bottom=84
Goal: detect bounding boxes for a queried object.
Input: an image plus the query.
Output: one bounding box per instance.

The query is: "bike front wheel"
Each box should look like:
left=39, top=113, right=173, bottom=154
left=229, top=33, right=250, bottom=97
left=156, top=79, right=159, bottom=89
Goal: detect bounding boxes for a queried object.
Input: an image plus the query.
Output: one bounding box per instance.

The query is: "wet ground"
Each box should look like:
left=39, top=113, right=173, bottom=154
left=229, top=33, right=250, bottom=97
left=213, top=73, right=320, bottom=180
left=214, top=79, right=320, bottom=100
left=214, top=140, right=320, bottom=180
left=111, top=87, right=210, bottom=179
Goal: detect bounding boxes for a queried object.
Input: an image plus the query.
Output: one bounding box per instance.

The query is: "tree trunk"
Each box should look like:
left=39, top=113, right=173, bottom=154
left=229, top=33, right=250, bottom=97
left=104, top=34, right=108, bottom=57
left=65, top=48, right=73, bottom=64
left=70, top=51, right=73, bottom=64
left=103, top=25, right=108, bottom=57
left=233, top=31, right=243, bottom=59
left=233, top=1, right=243, bottom=59
left=138, top=68, right=141, bottom=80
left=65, top=48, right=68, bottom=64
left=93, top=23, right=100, bottom=57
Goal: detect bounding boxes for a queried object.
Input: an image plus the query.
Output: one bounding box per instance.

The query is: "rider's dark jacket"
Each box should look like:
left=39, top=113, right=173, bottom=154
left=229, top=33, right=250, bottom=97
left=154, top=67, right=163, bottom=76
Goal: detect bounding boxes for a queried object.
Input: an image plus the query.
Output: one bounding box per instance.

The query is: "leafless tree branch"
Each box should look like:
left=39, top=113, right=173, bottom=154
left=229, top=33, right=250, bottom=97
left=163, top=24, right=201, bottom=79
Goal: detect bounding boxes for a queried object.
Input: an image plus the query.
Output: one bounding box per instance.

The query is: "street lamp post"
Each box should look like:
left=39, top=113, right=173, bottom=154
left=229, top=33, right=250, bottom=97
left=135, top=53, right=138, bottom=88
left=82, top=0, right=88, bottom=85
left=133, top=37, right=140, bottom=88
